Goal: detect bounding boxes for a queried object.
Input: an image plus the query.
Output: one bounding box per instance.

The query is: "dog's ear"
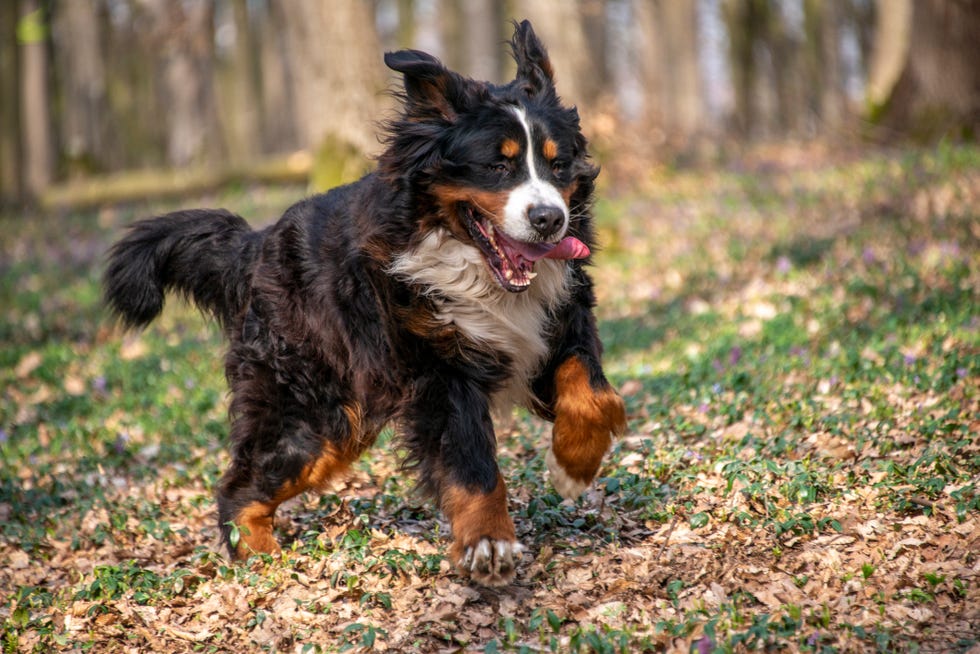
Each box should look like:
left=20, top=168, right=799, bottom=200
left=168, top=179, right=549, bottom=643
left=510, top=20, right=555, bottom=98
left=385, top=50, right=473, bottom=121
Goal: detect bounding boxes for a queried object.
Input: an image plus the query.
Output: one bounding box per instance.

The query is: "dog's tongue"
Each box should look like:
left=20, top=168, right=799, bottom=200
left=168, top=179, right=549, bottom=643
left=500, top=234, right=590, bottom=261
left=541, top=236, right=590, bottom=260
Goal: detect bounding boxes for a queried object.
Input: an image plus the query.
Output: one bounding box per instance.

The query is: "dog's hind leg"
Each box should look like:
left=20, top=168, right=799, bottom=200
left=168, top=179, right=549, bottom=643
left=217, top=399, right=369, bottom=560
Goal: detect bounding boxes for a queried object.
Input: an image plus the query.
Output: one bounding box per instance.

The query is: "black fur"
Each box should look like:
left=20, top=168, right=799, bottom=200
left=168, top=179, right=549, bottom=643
left=103, top=21, right=620, bottom=576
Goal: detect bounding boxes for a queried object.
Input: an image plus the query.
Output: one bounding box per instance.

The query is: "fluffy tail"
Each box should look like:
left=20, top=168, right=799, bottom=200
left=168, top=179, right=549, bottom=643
left=103, top=209, right=261, bottom=330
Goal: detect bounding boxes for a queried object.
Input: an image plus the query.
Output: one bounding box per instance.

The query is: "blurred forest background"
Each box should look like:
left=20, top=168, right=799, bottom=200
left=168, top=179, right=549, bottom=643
left=2, top=0, right=978, bottom=207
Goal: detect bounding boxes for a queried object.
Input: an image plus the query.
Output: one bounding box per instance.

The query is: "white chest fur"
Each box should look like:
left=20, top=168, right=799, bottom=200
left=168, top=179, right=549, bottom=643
left=389, top=229, right=569, bottom=411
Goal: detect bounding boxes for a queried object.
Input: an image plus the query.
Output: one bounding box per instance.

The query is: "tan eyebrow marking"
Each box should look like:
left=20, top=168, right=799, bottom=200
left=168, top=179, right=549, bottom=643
left=501, top=138, right=521, bottom=158
left=542, top=139, right=558, bottom=161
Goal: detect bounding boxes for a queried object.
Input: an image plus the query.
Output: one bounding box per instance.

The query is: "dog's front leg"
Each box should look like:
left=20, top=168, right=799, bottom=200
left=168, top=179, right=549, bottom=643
left=441, top=471, right=522, bottom=586
left=406, top=374, right=522, bottom=586
left=546, top=353, right=626, bottom=499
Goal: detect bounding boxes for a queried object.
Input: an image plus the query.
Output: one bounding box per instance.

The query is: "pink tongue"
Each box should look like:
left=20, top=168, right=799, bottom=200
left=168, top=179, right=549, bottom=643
left=502, top=234, right=591, bottom=261
left=542, top=236, right=590, bottom=260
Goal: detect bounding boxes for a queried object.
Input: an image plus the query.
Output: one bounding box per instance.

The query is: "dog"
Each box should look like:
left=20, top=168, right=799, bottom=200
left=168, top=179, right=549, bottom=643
left=103, top=20, right=625, bottom=586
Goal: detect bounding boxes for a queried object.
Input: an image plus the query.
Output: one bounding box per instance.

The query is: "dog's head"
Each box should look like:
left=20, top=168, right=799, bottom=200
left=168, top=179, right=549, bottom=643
left=381, top=20, right=598, bottom=293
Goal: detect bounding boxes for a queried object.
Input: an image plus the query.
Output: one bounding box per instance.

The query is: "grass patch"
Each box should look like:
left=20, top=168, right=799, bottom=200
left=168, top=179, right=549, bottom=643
left=1, top=146, right=978, bottom=651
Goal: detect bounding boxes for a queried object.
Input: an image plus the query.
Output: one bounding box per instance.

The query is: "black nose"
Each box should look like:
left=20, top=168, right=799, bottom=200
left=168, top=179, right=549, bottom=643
left=528, top=205, right=565, bottom=238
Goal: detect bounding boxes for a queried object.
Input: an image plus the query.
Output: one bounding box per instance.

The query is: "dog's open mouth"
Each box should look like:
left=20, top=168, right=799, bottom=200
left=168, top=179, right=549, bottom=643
left=461, top=204, right=589, bottom=292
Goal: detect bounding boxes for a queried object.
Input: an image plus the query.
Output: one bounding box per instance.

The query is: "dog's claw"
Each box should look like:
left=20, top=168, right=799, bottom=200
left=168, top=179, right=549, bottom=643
left=457, top=538, right=524, bottom=586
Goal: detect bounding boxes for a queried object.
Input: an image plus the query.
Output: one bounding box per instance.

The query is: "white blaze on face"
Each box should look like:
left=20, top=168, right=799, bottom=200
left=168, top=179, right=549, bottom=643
left=502, top=107, right=569, bottom=243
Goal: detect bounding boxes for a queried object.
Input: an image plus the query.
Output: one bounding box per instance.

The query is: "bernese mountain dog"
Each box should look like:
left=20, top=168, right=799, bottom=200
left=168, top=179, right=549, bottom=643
left=103, top=20, right=626, bottom=586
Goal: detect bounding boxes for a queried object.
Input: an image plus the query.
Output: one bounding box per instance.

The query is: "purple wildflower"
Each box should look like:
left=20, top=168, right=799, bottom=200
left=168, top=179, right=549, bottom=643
left=113, top=432, right=130, bottom=456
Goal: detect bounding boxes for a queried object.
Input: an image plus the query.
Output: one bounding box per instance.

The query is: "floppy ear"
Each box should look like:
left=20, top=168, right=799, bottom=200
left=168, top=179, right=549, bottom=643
left=385, top=50, right=472, bottom=121
left=510, top=20, right=555, bottom=97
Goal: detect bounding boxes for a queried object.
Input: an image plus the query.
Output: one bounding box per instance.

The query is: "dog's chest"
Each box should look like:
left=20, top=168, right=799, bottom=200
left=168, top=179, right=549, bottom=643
left=389, top=230, right=569, bottom=407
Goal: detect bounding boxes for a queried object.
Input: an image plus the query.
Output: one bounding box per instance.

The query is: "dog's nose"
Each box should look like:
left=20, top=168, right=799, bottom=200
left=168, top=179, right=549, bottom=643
left=528, top=205, right=565, bottom=238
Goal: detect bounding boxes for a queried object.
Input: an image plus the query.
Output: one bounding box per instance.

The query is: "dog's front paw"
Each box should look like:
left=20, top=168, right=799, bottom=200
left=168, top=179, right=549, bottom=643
left=546, top=447, right=591, bottom=500
left=549, top=357, right=627, bottom=500
left=456, top=538, right=525, bottom=586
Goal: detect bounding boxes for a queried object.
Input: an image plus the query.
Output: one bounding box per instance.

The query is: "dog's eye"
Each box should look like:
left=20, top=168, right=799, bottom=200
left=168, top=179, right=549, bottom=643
left=551, top=160, right=565, bottom=175
left=489, top=162, right=511, bottom=176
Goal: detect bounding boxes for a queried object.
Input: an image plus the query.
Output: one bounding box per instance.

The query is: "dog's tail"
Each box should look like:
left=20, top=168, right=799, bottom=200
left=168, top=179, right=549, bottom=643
left=103, top=209, right=261, bottom=330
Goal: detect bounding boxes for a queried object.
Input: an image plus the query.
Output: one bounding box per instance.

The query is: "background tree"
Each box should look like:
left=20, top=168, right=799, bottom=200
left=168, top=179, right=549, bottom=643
left=871, top=0, right=980, bottom=139
left=636, top=0, right=705, bottom=147
left=0, top=0, right=22, bottom=202
left=3, top=0, right=978, bottom=208
left=147, top=0, right=224, bottom=167
left=52, top=0, right=110, bottom=176
left=274, top=0, right=388, bottom=188
left=19, top=0, right=53, bottom=200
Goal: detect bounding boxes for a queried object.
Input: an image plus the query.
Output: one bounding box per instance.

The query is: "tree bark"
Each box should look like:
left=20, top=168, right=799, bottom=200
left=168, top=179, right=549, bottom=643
left=221, top=0, right=262, bottom=160
left=873, top=0, right=980, bottom=139
left=19, top=0, right=53, bottom=198
left=656, top=0, right=704, bottom=140
left=866, top=0, right=911, bottom=109
left=52, top=0, right=109, bottom=175
left=274, top=0, right=387, bottom=158
left=257, top=1, right=298, bottom=154
left=460, top=0, right=504, bottom=82
left=1, top=0, right=22, bottom=202
left=804, top=0, right=846, bottom=134
left=514, top=0, right=602, bottom=109
left=147, top=0, right=224, bottom=167
left=722, top=0, right=767, bottom=137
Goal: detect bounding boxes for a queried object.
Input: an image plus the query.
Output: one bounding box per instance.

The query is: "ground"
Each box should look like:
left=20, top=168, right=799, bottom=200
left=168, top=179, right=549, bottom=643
left=1, top=144, right=978, bottom=653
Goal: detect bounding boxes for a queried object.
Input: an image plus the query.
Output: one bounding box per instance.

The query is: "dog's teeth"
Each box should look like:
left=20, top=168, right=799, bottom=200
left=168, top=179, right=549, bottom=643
left=526, top=271, right=537, bottom=280
left=504, top=268, right=513, bottom=281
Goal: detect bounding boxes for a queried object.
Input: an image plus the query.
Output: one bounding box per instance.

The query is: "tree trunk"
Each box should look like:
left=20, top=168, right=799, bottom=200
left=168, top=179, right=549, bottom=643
left=804, top=0, right=846, bottom=134
left=514, top=0, right=602, bottom=109
left=258, top=1, right=298, bottom=154
left=147, top=0, right=224, bottom=167
left=873, top=0, right=980, bottom=140
left=19, top=0, right=53, bottom=199
left=52, top=0, right=109, bottom=175
left=657, top=0, right=704, bottom=140
left=0, top=0, right=22, bottom=202
left=866, top=0, right=911, bottom=109
left=722, top=0, right=766, bottom=137
left=460, top=0, right=504, bottom=82
left=274, top=0, right=387, bottom=158
left=220, top=0, right=262, bottom=160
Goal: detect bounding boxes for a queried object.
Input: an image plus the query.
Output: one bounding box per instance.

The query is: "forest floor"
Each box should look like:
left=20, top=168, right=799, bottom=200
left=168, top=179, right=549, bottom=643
left=1, top=144, right=978, bottom=653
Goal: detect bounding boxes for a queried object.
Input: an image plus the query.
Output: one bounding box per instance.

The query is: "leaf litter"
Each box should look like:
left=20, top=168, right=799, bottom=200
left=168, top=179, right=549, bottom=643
left=1, top=145, right=979, bottom=652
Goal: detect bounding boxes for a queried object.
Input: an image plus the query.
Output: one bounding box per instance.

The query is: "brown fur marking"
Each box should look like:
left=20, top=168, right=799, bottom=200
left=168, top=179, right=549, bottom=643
left=542, top=138, right=558, bottom=161
left=501, top=138, right=521, bottom=158
left=232, top=408, right=368, bottom=558
left=560, top=179, right=580, bottom=206
left=442, top=474, right=516, bottom=563
left=234, top=501, right=281, bottom=557
left=430, top=184, right=510, bottom=237
left=551, top=357, right=627, bottom=484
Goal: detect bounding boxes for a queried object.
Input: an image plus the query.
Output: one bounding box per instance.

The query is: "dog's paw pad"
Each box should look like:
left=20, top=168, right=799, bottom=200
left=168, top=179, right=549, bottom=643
left=458, top=538, right=524, bottom=586
left=546, top=448, right=590, bottom=500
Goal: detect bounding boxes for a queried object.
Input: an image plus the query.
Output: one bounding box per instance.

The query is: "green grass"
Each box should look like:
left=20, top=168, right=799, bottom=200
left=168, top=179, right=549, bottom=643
left=1, top=145, right=978, bottom=652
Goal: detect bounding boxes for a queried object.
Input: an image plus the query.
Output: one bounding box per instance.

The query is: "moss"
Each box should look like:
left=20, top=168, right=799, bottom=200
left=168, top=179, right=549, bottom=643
left=309, top=135, right=371, bottom=193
